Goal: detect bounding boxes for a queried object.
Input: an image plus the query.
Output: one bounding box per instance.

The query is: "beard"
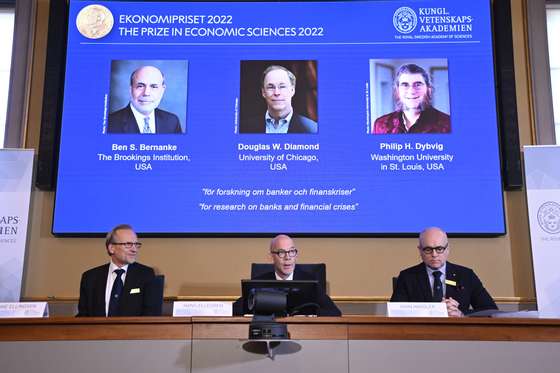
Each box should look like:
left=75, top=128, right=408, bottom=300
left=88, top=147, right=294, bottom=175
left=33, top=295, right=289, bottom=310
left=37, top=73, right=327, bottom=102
left=396, top=94, right=432, bottom=112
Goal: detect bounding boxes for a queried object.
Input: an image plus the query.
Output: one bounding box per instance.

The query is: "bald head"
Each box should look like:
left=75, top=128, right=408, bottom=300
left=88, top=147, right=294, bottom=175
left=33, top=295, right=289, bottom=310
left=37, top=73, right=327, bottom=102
left=129, top=65, right=166, bottom=116
left=418, top=227, right=449, bottom=270
left=270, top=234, right=294, bottom=251
left=418, top=227, right=448, bottom=248
left=269, top=234, right=298, bottom=279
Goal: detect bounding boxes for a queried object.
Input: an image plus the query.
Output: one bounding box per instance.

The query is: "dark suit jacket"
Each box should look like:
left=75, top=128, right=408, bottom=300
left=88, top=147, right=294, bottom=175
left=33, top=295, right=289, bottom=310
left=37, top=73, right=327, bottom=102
left=240, top=114, right=318, bottom=134
left=107, top=106, right=182, bottom=134
left=77, top=262, right=162, bottom=317
left=390, top=262, right=497, bottom=315
left=232, top=267, right=341, bottom=316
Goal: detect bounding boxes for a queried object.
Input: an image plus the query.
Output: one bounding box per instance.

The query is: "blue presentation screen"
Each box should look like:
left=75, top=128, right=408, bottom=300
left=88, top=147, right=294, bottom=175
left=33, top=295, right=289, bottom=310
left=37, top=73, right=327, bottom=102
left=53, top=0, right=505, bottom=235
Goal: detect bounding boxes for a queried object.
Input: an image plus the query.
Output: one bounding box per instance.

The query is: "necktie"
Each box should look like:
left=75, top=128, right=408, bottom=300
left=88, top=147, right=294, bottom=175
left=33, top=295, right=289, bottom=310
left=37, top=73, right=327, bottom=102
left=143, top=116, right=151, bottom=134
left=108, top=269, right=125, bottom=316
left=432, top=270, right=443, bottom=302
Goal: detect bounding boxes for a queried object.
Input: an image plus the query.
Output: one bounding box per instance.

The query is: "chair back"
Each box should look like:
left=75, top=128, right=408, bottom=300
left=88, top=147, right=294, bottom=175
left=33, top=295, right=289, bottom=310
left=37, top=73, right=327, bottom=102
left=250, top=263, right=327, bottom=290
left=146, top=274, right=164, bottom=316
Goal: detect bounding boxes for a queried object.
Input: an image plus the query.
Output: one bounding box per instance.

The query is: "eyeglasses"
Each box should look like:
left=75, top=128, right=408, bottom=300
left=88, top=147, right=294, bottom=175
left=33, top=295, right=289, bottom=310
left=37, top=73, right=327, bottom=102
left=421, top=244, right=448, bottom=254
left=264, top=84, right=291, bottom=94
left=112, top=242, right=142, bottom=249
left=271, top=248, right=298, bottom=258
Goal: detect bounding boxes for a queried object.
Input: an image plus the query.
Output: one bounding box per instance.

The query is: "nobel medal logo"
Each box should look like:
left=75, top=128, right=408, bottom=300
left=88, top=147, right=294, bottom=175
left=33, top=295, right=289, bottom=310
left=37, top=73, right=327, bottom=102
left=537, top=201, right=560, bottom=234
left=393, top=7, right=417, bottom=34
left=76, top=4, right=114, bottom=39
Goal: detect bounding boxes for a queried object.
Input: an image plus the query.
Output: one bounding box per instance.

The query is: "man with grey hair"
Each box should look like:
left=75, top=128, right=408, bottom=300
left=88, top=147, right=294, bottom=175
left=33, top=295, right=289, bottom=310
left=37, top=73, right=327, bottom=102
left=373, top=63, right=450, bottom=134
left=108, top=65, right=182, bottom=134
left=390, top=227, right=497, bottom=316
left=233, top=234, right=340, bottom=316
left=240, top=65, right=318, bottom=134
left=77, top=224, right=162, bottom=316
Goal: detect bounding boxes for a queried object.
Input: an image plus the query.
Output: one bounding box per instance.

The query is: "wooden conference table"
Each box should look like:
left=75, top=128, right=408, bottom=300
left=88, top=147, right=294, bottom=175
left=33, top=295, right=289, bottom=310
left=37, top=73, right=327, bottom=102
left=1, top=316, right=560, bottom=373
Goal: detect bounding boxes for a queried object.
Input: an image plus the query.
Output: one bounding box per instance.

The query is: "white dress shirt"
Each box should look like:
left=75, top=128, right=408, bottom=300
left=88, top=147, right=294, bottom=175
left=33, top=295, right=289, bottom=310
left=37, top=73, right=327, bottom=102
left=275, top=271, right=294, bottom=280
left=130, top=104, right=156, bottom=134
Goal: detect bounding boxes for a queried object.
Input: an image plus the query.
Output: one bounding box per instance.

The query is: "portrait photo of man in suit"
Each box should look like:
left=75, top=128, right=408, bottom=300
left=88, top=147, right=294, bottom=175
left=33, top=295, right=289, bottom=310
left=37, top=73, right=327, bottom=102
left=77, top=224, right=162, bottom=317
left=239, top=62, right=318, bottom=134
left=390, top=227, right=497, bottom=317
left=107, top=61, right=187, bottom=134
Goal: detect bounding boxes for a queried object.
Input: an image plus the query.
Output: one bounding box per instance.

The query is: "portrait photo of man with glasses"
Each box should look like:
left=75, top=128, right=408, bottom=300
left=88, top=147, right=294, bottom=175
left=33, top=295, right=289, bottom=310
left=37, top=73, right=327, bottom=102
left=370, top=61, right=451, bottom=134
left=239, top=61, right=318, bottom=134
left=390, top=227, right=497, bottom=317
left=77, top=224, right=162, bottom=317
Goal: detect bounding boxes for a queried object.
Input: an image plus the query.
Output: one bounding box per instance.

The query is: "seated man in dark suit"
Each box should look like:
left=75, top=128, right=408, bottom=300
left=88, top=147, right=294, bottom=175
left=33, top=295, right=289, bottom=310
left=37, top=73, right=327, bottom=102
left=391, top=227, right=497, bottom=317
left=240, top=65, right=318, bottom=134
left=77, top=224, right=162, bottom=317
left=233, top=234, right=341, bottom=316
left=107, top=65, right=182, bottom=134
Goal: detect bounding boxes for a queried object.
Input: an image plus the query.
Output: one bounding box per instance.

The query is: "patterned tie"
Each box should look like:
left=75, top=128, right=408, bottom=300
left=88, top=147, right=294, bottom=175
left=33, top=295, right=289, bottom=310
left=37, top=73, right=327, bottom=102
left=432, top=270, right=443, bottom=302
left=108, top=269, right=125, bottom=316
left=143, top=116, right=151, bottom=134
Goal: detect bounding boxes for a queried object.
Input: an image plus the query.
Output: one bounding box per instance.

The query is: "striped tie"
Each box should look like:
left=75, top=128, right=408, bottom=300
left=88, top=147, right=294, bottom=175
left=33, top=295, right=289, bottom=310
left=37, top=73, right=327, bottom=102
left=143, top=116, right=151, bottom=134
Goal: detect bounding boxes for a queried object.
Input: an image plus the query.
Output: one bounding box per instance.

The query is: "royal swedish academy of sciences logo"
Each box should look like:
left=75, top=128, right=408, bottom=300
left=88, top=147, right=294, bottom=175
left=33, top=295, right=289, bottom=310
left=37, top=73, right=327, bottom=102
left=76, top=4, right=114, bottom=39
left=393, top=7, right=417, bottom=34
left=537, top=201, right=560, bottom=234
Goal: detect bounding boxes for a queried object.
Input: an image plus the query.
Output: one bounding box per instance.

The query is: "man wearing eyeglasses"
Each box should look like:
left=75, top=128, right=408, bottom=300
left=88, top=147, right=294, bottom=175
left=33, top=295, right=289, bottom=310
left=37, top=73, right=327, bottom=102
left=77, top=224, right=162, bottom=316
left=240, top=65, right=318, bottom=134
left=233, top=234, right=341, bottom=316
left=372, top=63, right=451, bottom=134
left=390, top=227, right=497, bottom=317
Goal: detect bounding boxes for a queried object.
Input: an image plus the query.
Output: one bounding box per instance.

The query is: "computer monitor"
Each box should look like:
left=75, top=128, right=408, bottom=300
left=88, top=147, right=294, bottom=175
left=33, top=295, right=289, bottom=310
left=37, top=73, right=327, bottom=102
left=241, top=280, right=319, bottom=317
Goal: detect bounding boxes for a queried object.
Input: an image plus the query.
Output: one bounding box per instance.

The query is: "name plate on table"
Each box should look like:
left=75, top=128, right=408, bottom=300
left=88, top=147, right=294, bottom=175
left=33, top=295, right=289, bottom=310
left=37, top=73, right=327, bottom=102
left=0, top=302, right=49, bottom=318
left=173, top=301, right=232, bottom=316
left=387, top=302, right=448, bottom=317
